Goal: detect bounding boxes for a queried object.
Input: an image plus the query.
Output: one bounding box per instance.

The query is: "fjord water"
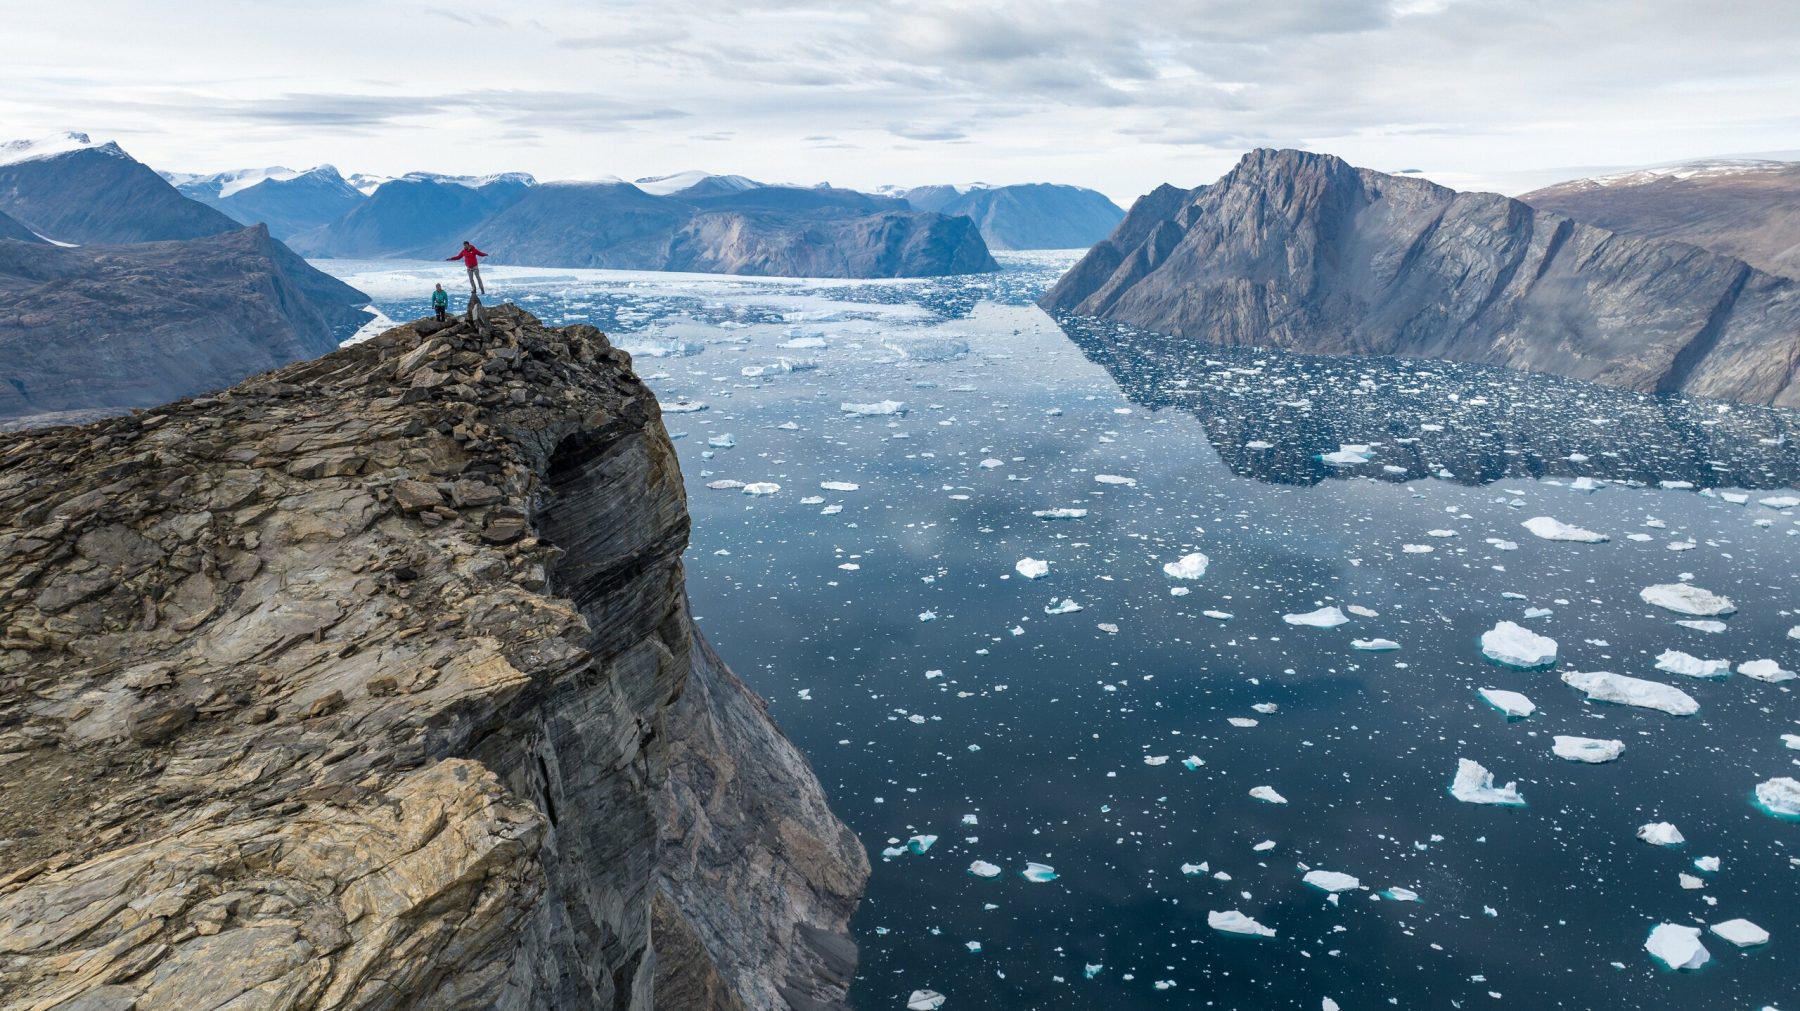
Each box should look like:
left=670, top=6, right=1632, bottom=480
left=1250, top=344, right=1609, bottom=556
left=326, top=255, right=1800, bottom=1010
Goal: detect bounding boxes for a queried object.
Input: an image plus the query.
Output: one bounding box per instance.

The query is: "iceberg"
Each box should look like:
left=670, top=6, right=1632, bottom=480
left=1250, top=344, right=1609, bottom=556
left=1320, top=444, right=1374, bottom=466
left=1352, top=638, right=1400, bottom=651
left=1644, top=924, right=1710, bottom=971
left=1561, top=671, right=1698, bottom=716
left=1782, top=733, right=1800, bottom=750
left=1737, top=659, right=1797, bottom=683
left=1449, top=758, right=1525, bottom=806
left=706, top=479, right=745, bottom=490
left=1043, top=598, right=1083, bottom=615
left=1758, top=495, right=1800, bottom=509
left=1552, top=736, right=1625, bottom=763
left=741, top=482, right=780, bottom=496
left=820, top=481, right=860, bottom=492
left=1636, top=822, right=1685, bottom=846
left=1640, top=583, right=1735, bottom=617
left=1753, top=777, right=1800, bottom=818
left=907, top=990, right=947, bottom=1011
left=1208, top=910, right=1276, bottom=938
left=1521, top=516, right=1608, bottom=543
left=1094, top=474, right=1137, bottom=487
left=1709, top=919, right=1769, bottom=947
left=1032, top=508, right=1087, bottom=519
left=882, top=335, right=969, bottom=361
left=1302, top=870, right=1361, bottom=893
left=840, top=400, right=906, bottom=416
left=1284, top=606, right=1349, bottom=628
left=1654, top=650, right=1730, bottom=679
left=1478, top=688, right=1535, bottom=718
left=968, top=860, right=1001, bottom=878
left=1480, top=621, right=1558, bottom=669
left=1381, top=887, right=1420, bottom=902
left=707, top=433, right=735, bottom=448
left=1014, top=558, right=1049, bottom=579
left=907, top=834, right=937, bottom=854
left=1249, top=786, right=1288, bottom=804
left=1022, top=862, right=1058, bottom=882
left=1162, top=552, right=1210, bottom=580
left=662, top=400, right=709, bottom=413
left=1676, top=619, right=1728, bottom=634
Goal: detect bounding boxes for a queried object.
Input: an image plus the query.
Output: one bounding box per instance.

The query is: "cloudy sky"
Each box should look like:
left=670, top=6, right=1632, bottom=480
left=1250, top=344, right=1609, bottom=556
left=5, top=0, right=1799, bottom=203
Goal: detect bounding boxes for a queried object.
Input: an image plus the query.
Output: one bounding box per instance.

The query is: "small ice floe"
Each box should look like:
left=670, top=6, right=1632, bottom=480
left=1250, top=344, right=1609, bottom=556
left=1402, top=544, right=1434, bottom=554
left=1709, top=919, right=1770, bottom=947
left=965, top=941, right=981, bottom=954
left=882, top=335, right=969, bottom=361
left=1571, top=476, right=1602, bottom=493
left=1737, top=659, right=1797, bottom=683
left=663, top=400, right=709, bottom=413
left=740, top=358, right=817, bottom=377
left=742, top=482, right=780, bottom=496
left=1284, top=606, right=1349, bottom=628
left=1523, top=607, right=1553, bottom=619
left=1208, top=910, right=1276, bottom=938
left=820, top=481, right=860, bottom=492
left=1144, top=755, right=1169, bottom=766
left=1352, top=638, right=1400, bottom=651
left=918, top=611, right=937, bottom=622
left=821, top=504, right=843, bottom=515
left=708, top=433, right=736, bottom=448
left=777, top=421, right=800, bottom=431
left=1644, top=924, right=1710, bottom=971
left=1320, top=444, right=1375, bottom=466
left=1033, top=508, right=1087, bottom=519
left=1449, top=758, right=1525, bottom=806
left=907, top=989, right=947, bottom=1010
left=1521, top=517, right=1608, bottom=543
left=800, top=495, right=825, bottom=505
left=1044, top=598, right=1083, bottom=615
left=1679, top=873, right=1704, bottom=889
left=1097, top=623, right=1119, bottom=634
left=1640, top=583, right=1736, bottom=617
left=1676, top=619, right=1729, bottom=634
left=1181, top=756, right=1204, bottom=770
left=1083, top=963, right=1103, bottom=979
left=1303, top=870, right=1361, bottom=893
left=1782, top=734, right=1800, bottom=750
left=1693, top=855, right=1719, bottom=873
left=1552, top=736, right=1625, bottom=763
left=1094, top=474, right=1137, bottom=487
left=1478, top=688, right=1535, bottom=718
left=968, top=860, right=1002, bottom=878
left=1561, top=671, right=1699, bottom=716
left=1752, top=777, right=1800, bottom=818
left=839, top=400, right=906, bottom=416
left=978, top=458, right=1003, bottom=470
left=1162, top=552, right=1210, bottom=580
left=1249, top=786, right=1288, bottom=804
left=1486, top=538, right=1519, bottom=551
left=1252, top=703, right=1278, bottom=714
left=1015, top=558, right=1049, bottom=579
left=1655, top=650, right=1731, bottom=679
left=1021, top=862, right=1058, bottom=883
left=1181, top=863, right=1207, bottom=876
left=1203, top=610, right=1234, bottom=620
left=1253, top=840, right=1277, bottom=851
left=779, top=335, right=829, bottom=349
left=706, top=479, right=746, bottom=490
left=1381, top=887, right=1420, bottom=902
left=1759, top=495, right=1800, bottom=509
left=1637, top=822, right=1685, bottom=846
left=907, top=835, right=938, bottom=854
left=1480, top=621, right=1558, bottom=669
left=1229, top=717, right=1260, bottom=728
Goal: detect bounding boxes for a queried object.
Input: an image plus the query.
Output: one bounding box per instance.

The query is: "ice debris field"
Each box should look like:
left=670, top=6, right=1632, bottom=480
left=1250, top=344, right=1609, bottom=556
left=331, top=253, right=1800, bottom=1010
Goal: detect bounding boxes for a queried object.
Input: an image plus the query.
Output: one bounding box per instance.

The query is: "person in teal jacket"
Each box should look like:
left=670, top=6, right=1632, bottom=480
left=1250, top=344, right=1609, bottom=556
left=431, top=283, right=449, bottom=321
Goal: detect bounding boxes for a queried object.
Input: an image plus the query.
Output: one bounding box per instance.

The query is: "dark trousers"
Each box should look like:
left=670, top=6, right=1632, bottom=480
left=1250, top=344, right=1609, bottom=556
left=434, top=306, right=448, bottom=321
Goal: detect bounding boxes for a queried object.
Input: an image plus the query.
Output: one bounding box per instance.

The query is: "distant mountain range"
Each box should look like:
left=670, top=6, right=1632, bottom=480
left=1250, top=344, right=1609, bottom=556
left=1520, top=158, right=1800, bottom=281
left=890, top=183, right=1124, bottom=250
left=1043, top=148, right=1800, bottom=407
left=166, top=165, right=367, bottom=240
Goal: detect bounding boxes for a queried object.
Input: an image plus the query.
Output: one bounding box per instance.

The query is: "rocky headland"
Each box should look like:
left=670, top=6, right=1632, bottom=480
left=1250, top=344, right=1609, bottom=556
left=0, top=305, right=866, bottom=1008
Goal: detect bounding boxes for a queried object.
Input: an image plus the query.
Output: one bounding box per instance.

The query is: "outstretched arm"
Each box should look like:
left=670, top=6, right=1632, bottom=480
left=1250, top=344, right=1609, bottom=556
left=473, top=247, right=487, bottom=257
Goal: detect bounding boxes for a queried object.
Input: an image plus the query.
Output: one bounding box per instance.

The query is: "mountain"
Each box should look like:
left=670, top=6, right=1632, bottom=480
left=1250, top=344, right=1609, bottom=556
left=286, top=172, right=536, bottom=258
left=0, top=132, right=240, bottom=244
left=0, top=206, right=43, bottom=243
left=1042, top=148, right=1800, bottom=407
left=0, top=224, right=369, bottom=426
left=0, top=305, right=866, bottom=1009
left=634, top=170, right=760, bottom=197
left=897, top=182, right=1126, bottom=249
left=1520, top=159, right=1800, bottom=280
left=165, top=164, right=367, bottom=240
left=475, top=181, right=998, bottom=277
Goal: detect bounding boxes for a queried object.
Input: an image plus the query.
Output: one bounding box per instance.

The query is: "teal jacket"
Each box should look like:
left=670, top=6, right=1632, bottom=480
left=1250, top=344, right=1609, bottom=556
left=431, top=289, right=448, bottom=308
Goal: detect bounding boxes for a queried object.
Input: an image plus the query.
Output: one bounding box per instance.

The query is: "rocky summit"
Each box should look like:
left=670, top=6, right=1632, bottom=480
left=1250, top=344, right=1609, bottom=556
left=0, top=305, right=866, bottom=1009
left=1042, top=148, right=1800, bottom=407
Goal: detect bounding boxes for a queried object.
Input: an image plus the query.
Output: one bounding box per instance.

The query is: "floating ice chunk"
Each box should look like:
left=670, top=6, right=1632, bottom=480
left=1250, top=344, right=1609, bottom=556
left=1252, top=702, right=1278, bottom=714
left=1737, top=659, right=1797, bottom=682
left=741, top=482, right=780, bottom=496
left=663, top=400, right=709, bottom=413
left=777, top=421, right=800, bottom=431
left=1752, top=777, right=1800, bottom=817
left=1644, top=924, right=1710, bottom=971
left=1181, top=863, right=1206, bottom=876
left=1640, top=583, right=1735, bottom=617
left=1321, top=444, right=1374, bottom=466
left=1522, top=516, right=1607, bottom=542
left=1094, top=474, right=1137, bottom=487
left=1478, top=688, right=1535, bottom=718
left=1710, top=919, right=1769, bottom=947
left=706, top=479, right=746, bottom=490
left=968, top=860, right=1001, bottom=878
left=965, top=941, right=981, bottom=953
left=1208, top=910, right=1276, bottom=938
left=907, top=834, right=937, bottom=854
left=1655, top=650, right=1730, bottom=679
left=1693, top=855, right=1719, bottom=873
left=1676, top=619, right=1728, bottom=633
left=1303, top=870, right=1361, bottom=893
left=839, top=400, right=906, bottom=416
left=1486, top=538, right=1519, bottom=551
left=1561, top=671, right=1698, bottom=716
left=1480, top=621, right=1558, bottom=669
left=1323, top=1000, right=1340, bottom=1011
left=820, top=481, right=860, bottom=492
left=1352, top=638, right=1400, bottom=651
left=1021, top=862, right=1058, bottom=883
left=1720, top=491, right=1749, bottom=504
left=1758, top=495, right=1800, bottom=509
left=1523, top=607, right=1553, bottom=619
left=882, top=335, right=969, bottom=361
left=978, top=458, right=1003, bottom=470
left=1637, top=822, right=1685, bottom=846
left=1083, top=963, right=1102, bottom=979
left=1382, top=887, right=1420, bottom=902
left=778, top=335, right=829, bottom=349
left=917, top=611, right=936, bottom=622
left=1033, top=508, right=1087, bottom=519
left=1044, top=598, right=1083, bottom=615
left=740, top=358, right=817, bottom=377
left=800, top=495, right=825, bottom=505
left=907, top=990, right=947, bottom=1010
left=1245, top=439, right=1274, bottom=449
left=1014, top=558, right=1049, bottom=579
left=820, top=504, right=843, bottom=515
left=1162, top=552, right=1210, bottom=580
left=1284, top=606, right=1348, bottom=628
left=1449, top=758, right=1525, bottom=806
left=1228, top=717, right=1259, bottom=728
left=1678, top=873, right=1704, bottom=889
left=707, top=433, right=736, bottom=448
left=1552, top=736, right=1625, bottom=763
left=1144, top=755, right=1169, bottom=766
left=1169, top=587, right=1191, bottom=597
left=1253, top=840, right=1277, bottom=852
left=1249, top=786, right=1288, bottom=804
left=1782, top=734, right=1800, bottom=750
left=1792, top=625, right=1800, bottom=641
left=1401, top=544, right=1434, bottom=554
left=1570, top=476, right=1601, bottom=492
left=1181, top=756, right=1203, bottom=770
left=1203, top=610, right=1233, bottom=620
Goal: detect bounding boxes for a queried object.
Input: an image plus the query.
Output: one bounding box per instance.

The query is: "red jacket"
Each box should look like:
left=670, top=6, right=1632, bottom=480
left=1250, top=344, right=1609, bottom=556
left=448, top=246, right=486, bottom=267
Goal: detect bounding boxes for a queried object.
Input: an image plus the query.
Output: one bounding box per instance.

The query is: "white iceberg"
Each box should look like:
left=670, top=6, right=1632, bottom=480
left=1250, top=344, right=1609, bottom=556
left=1162, top=552, right=1210, bottom=580
left=1640, top=583, right=1735, bottom=617
left=1032, top=508, right=1087, bottom=519
left=1449, top=758, right=1525, bottom=806
left=1352, top=638, right=1400, bottom=651
left=1753, top=776, right=1800, bottom=817
left=1249, top=786, right=1288, bottom=804
left=1284, top=606, right=1349, bottom=628
left=1043, top=598, right=1083, bottom=615
left=1644, top=923, right=1710, bottom=971
left=1655, top=650, right=1730, bottom=679
left=1676, top=619, right=1728, bottom=634
left=1552, top=736, right=1625, bottom=763
left=1094, top=474, right=1137, bottom=487
left=968, top=860, right=1001, bottom=878
left=662, top=400, right=709, bottom=413
left=907, top=834, right=937, bottom=854
left=706, top=479, right=746, bottom=490
left=741, top=482, right=780, bottom=496
left=1636, top=822, right=1685, bottom=846
left=1321, top=444, right=1374, bottom=466
left=1561, top=671, right=1698, bottom=716
left=1381, top=887, right=1420, bottom=902
left=1478, top=688, right=1535, bottom=718
left=707, top=433, right=736, bottom=448
left=839, top=400, right=906, bottom=416
left=1521, top=516, right=1608, bottom=543
left=1014, top=558, right=1049, bottom=580
left=1303, top=870, right=1361, bottom=893
left=907, top=990, right=947, bottom=1011
left=1758, top=495, right=1800, bottom=509
left=820, top=480, right=860, bottom=492
left=1480, top=621, right=1558, bottom=669
left=1207, top=910, right=1276, bottom=937
left=1022, top=862, right=1058, bottom=882
left=1737, top=659, right=1797, bottom=683
left=1709, top=918, right=1769, bottom=947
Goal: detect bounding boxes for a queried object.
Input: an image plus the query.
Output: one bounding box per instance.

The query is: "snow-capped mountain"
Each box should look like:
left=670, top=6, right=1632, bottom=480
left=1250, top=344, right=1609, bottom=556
left=164, top=165, right=367, bottom=240
left=0, top=132, right=239, bottom=244
left=891, top=183, right=1125, bottom=250
left=632, top=171, right=760, bottom=197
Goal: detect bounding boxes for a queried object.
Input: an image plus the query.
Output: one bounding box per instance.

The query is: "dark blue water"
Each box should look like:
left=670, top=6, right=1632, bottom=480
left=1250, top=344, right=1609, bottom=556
left=326, top=256, right=1800, bottom=1011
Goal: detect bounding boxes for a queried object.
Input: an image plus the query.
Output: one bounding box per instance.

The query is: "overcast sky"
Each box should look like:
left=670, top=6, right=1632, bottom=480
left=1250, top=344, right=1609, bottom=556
left=5, top=0, right=1799, bottom=204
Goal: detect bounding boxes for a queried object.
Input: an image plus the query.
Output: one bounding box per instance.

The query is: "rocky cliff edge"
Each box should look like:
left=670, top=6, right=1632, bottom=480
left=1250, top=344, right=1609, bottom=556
left=0, top=304, right=867, bottom=1009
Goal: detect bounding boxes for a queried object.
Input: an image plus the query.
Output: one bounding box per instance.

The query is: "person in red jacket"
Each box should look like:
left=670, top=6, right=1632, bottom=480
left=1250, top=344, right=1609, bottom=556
left=447, top=240, right=487, bottom=295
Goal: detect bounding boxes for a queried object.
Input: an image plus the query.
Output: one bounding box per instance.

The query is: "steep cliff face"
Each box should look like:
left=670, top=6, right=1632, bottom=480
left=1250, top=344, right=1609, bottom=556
left=1043, top=149, right=1800, bottom=407
left=0, top=306, right=866, bottom=1008
left=897, top=183, right=1126, bottom=250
